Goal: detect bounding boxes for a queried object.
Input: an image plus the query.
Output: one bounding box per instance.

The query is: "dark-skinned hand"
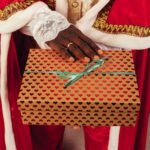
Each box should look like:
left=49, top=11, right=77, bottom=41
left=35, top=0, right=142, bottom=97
left=48, top=25, right=100, bottom=130
left=47, top=25, right=103, bottom=62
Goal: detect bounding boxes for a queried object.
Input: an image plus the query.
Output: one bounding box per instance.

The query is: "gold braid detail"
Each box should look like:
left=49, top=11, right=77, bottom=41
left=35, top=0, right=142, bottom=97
left=0, top=0, right=56, bottom=20
left=93, top=5, right=150, bottom=37
left=0, top=0, right=38, bottom=20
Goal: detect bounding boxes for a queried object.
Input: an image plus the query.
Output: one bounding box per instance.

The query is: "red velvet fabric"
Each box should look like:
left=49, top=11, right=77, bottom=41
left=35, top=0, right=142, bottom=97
left=0, top=36, right=33, bottom=150
left=118, top=50, right=150, bottom=150
left=84, top=126, right=110, bottom=150
left=107, top=1, right=150, bottom=148
left=30, top=126, right=65, bottom=150
left=133, top=50, right=150, bottom=150
left=108, top=0, right=150, bottom=26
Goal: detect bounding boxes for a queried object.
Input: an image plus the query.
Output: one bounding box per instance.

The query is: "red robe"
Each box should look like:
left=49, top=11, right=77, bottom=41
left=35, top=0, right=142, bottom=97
left=117, top=49, right=150, bottom=150
left=0, top=0, right=150, bottom=150
left=109, top=1, right=150, bottom=149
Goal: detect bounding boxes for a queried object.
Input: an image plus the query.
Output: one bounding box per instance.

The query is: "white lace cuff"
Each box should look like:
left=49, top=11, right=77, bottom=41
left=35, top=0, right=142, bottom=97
left=21, top=5, right=70, bottom=49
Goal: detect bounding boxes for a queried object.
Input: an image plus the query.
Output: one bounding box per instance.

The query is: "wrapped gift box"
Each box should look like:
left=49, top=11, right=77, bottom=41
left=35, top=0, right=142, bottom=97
left=17, top=49, right=140, bottom=126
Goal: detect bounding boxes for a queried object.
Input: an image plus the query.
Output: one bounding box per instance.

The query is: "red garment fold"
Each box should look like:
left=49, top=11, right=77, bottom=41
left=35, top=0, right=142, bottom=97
left=133, top=50, right=150, bottom=150
left=118, top=50, right=150, bottom=150
left=108, top=0, right=150, bottom=26
left=0, top=36, right=33, bottom=150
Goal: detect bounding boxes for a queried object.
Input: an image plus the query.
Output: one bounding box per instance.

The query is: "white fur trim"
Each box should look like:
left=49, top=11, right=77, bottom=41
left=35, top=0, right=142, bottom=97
left=1, top=33, right=17, bottom=150
left=108, top=127, right=120, bottom=150
left=0, top=2, right=48, bottom=34
left=56, top=0, right=68, bottom=17
left=0, top=2, right=49, bottom=149
left=75, top=0, right=150, bottom=49
left=77, top=27, right=150, bottom=49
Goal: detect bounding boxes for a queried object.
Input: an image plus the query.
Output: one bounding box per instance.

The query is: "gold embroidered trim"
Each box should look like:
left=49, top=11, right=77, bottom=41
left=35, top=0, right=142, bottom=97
left=93, top=5, right=150, bottom=37
left=0, top=0, right=56, bottom=20
left=0, top=0, right=37, bottom=20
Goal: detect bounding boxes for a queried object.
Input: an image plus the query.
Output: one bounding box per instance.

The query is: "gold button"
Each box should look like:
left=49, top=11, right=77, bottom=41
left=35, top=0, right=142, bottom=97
left=72, top=2, right=79, bottom=8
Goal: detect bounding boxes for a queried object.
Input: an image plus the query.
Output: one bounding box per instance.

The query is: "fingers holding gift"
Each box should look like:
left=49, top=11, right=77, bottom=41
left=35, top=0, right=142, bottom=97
left=68, top=25, right=103, bottom=56
left=48, top=40, right=75, bottom=62
left=48, top=25, right=103, bottom=62
left=79, top=35, right=103, bottom=56
left=69, top=36, right=99, bottom=61
left=67, top=43, right=87, bottom=62
left=59, top=34, right=99, bottom=61
left=58, top=37, right=90, bottom=62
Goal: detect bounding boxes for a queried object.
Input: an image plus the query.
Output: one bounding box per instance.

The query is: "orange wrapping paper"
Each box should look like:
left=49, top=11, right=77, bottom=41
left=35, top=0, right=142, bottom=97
left=17, top=49, right=140, bottom=126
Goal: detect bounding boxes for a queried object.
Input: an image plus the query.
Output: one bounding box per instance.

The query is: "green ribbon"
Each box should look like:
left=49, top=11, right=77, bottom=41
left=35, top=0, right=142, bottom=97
left=25, top=57, right=135, bottom=88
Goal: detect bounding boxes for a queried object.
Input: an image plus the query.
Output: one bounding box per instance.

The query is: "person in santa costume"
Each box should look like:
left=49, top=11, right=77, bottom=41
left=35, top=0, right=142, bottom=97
left=0, top=0, right=150, bottom=150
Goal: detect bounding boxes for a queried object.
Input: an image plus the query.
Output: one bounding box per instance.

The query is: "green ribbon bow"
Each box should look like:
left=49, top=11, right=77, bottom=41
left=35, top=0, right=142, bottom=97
left=25, top=57, right=135, bottom=88
left=47, top=57, right=108, bottom=88
left=48, top=57, right=108, bottom=88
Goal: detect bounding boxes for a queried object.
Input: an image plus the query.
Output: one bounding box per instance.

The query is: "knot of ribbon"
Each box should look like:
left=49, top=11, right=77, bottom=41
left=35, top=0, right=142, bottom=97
left=25, top=57, right=135, bottom=88
left=50, top=57, right=108, bottom=88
